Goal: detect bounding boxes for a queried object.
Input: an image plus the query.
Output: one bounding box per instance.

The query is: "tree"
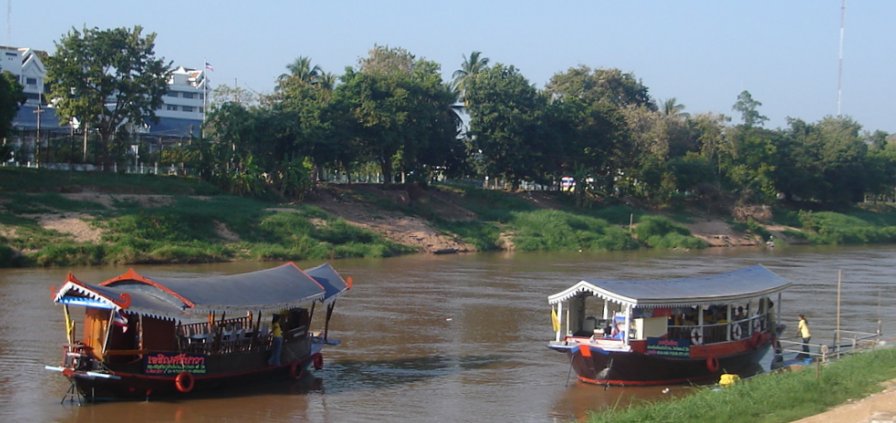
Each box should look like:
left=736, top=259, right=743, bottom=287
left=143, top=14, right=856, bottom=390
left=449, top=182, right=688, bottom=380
left=732, top=90, right=768, bottom=128
left=276, top=56, right=323, bottom=90
left=451, top=51, right=490, bottom=105
left=0, top=71, right=26, bottom=143
left=45, top=26, right=171, bottom=164
left=336, top=45, right=459, bottom=185
left=545, top=66, right=655, bottom=110
left=465, top=63, right=547, bottom=189
left=661, top=97, right=688, bottom=119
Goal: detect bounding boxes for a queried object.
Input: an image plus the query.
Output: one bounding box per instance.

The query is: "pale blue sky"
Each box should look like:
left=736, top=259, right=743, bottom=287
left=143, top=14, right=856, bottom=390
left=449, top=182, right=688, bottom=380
left=7, top=0, right=895, bottom=132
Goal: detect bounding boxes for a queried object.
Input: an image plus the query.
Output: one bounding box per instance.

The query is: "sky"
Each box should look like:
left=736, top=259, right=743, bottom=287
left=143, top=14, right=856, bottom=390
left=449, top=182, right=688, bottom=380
left=6, top=0, right=896, bottom=133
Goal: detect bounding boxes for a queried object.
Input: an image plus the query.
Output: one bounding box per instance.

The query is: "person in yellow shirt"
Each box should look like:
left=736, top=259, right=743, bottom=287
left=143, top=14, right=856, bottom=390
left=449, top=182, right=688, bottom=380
left=268, top=314, right=283, bottom=366
left=798, top=314, right=811, bottom=358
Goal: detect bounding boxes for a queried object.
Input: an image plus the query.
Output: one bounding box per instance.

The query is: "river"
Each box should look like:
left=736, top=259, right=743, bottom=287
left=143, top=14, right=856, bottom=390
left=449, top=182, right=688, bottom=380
left=1, top=245, right=894, bottom=422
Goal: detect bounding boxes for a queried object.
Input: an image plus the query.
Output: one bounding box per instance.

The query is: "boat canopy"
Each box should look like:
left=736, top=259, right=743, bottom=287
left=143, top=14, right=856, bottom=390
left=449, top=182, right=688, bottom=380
left=547, top=265, right=791, bottom=309
left=53, top=262, right=350, bottom=320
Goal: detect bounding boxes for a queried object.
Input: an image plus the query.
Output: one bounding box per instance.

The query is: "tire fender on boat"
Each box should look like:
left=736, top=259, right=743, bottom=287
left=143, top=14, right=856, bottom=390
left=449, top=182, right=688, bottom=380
left=312, top=353, right=324, bottom=370
left=706, top=356, right=720, bottom=373
left=289, top=361, right=305, bottom=380
left=175, top=371, right=195, bottom=393
left=690, top=328, right=703, bottom=345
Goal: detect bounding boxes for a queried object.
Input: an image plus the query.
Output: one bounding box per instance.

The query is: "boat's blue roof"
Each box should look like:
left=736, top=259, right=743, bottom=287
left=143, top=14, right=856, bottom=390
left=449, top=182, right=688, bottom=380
left=548, top=265, right=791, bottom=308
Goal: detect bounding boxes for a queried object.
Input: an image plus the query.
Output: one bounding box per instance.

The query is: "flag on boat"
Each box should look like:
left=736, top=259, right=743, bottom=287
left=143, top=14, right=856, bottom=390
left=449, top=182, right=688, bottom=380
left=112, top=310, right=128, bottom=333
left=205, top=62, right=214, bottom=71
left=551, top=308, right=560, bottom=332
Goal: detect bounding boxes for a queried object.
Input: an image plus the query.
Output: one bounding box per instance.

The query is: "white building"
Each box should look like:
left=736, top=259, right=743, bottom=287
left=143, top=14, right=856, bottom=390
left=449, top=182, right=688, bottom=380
left=0, top=46, right=49, bottom=106
left=4, top=44, right=207, bottom=137
left=157, top=66, right=207, bottom=122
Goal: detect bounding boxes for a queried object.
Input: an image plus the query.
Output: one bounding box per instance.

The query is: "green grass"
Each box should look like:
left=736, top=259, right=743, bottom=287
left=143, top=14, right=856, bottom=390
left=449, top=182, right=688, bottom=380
left=634, top=215, right=707, bottom=249
left=511, top=209, right=640, bottom=252
left=589, top=348, right=896, bottom=423
left=797, top=211, right=896, bottom=244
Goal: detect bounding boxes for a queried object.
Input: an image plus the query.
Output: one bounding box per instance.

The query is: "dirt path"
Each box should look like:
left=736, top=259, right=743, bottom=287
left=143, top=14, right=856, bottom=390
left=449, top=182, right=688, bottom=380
left=793, top=379, right=896, bottom=423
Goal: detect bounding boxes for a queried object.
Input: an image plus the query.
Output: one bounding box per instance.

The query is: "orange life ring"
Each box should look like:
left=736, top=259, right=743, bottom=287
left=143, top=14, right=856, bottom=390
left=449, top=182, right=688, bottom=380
left=312, top=353, right=323, bottom=370
left=175, top=371, right=195, bottom=393
left=706, top=356, right=720, bottom=373
left=290, top=361, right=304, bottom=380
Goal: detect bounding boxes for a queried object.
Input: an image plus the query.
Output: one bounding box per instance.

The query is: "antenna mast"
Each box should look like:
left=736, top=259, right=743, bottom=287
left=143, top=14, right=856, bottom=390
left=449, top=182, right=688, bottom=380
left=837, top=0, right=846, bottom=116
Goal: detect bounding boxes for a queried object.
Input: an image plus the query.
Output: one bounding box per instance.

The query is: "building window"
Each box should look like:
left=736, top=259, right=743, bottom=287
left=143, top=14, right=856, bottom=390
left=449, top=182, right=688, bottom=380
left=182, top=92, right=195, bottom=99
left=199, top=107, right=204, bottom=114
left=26, top=77, right=37, bottom=86
left=182, top=106, right=194, bottom=112
left=166, top=91, right=179, bottom=98
left=166, top=105, right=178, bottom=111
left=199, top=93, right=204, bottom=100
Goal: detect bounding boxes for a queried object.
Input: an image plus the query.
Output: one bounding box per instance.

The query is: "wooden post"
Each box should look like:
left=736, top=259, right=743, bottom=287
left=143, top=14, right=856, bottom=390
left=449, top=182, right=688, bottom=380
left=836, top=269, right=842, bottom=359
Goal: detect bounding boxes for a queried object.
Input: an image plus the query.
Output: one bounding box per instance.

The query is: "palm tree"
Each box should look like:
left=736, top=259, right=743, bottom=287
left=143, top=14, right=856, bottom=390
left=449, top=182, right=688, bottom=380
left=451, top=51, right=489, bottom=104
left=661, top=97, right=688, bottom=119
left=277, top=56, right=322, bottom=90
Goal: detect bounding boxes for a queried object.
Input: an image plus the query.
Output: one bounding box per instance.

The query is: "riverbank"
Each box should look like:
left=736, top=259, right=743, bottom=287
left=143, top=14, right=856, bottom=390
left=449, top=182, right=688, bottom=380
left=2, top=168, right=896, bottom=267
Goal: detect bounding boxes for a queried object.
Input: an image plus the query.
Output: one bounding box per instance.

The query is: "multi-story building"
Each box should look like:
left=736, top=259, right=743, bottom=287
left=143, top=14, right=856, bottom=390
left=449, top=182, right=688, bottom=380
left=2, top=45, right=207, bottom=139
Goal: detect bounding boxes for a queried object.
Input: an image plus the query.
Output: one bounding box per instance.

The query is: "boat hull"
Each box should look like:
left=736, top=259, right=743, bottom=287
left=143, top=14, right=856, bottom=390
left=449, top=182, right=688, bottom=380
left=569, top=337, right=771, bottom=386
left=65, top=343, right=323, bottom=401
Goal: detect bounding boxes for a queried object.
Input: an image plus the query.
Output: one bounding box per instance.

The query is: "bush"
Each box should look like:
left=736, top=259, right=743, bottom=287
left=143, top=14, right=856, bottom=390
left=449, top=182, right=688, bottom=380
left=511, top=210, right=639, bottom=252
left=634, top=216, right=707, bottom=249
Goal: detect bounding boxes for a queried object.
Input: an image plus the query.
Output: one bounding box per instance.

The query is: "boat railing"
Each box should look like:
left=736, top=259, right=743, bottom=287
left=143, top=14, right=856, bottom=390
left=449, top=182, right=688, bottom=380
left=778, top=322, right=882, bottom=362
left=667, top=314, right=767, bottom=344
left=178, top=315, right=265, bottom=355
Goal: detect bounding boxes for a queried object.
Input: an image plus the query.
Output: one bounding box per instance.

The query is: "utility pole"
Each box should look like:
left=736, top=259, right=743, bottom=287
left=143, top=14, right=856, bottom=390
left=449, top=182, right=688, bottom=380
left=837, top=0, right=846, bottom=116
left=34, top=99, right=43, bottom=168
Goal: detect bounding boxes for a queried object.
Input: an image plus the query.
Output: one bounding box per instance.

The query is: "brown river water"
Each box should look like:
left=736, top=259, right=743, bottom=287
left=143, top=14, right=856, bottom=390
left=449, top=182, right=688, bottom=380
left=2, top=245, right=894, bottom=422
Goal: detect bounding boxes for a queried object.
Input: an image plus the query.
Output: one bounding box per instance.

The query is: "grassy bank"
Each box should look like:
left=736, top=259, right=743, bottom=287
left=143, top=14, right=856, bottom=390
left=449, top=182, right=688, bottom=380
left=0, top=168, right=413, bottom=267
left=589, top=348, right=896, bottom=423
left=2, top=168, right=896, bottom=267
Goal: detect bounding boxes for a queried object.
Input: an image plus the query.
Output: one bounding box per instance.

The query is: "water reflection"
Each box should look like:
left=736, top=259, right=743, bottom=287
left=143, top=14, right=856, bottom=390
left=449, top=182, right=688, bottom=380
left=2, top=245, right=895, bottom=422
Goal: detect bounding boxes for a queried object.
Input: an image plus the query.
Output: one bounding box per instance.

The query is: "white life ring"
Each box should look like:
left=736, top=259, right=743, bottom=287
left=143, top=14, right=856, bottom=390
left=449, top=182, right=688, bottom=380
left=731, top=324, right=742, bottom=339
left=690, top=328, right=703, bottom=345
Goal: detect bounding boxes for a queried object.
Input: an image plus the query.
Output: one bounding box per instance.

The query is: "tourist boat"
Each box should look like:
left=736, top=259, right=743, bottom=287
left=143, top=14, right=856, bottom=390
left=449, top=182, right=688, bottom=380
left=45, top=262, right=351, bottom=402
left=547, top=265, right=789, bottom=386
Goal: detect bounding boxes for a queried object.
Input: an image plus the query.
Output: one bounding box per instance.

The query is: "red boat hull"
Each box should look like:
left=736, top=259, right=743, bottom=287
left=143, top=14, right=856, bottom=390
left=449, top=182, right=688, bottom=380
left=569, top=335, right=772, bottom=386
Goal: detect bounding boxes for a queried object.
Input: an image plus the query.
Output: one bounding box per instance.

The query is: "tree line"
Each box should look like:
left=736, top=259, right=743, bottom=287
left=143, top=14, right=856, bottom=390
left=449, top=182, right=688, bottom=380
left=4, top=26, right=896, bottom=209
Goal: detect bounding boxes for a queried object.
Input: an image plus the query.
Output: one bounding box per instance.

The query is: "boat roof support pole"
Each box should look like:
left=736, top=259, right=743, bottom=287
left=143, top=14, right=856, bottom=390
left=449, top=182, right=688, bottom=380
left=698, top=305, right=704, bottom=340
left=726, top=305, right=732, bottom=341
left=101, top=309, right=114, bottom=357
left=776, top=291, right=782, bottom=331
left=623, top=305, right=632, bottom=346
left=324, top=301, right=334, bottom=342
left=565, top=303, right=569, bottom=337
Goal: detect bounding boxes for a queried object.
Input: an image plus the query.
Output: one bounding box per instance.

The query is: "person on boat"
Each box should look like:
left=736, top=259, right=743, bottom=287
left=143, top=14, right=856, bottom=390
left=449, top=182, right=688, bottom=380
left=268, top=314, right=284, bottom=366
left=798, top=314, right=812, bottom=358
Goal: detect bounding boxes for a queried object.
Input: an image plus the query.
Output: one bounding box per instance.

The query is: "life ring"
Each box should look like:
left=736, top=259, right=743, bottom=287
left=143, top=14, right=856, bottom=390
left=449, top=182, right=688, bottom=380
left=312, top=353, right=323, bottom=370
left=175, top=371, right=195, bottom=393
left=731, top=324, right=742, bottom=339
left=706, top=356, right=720, bottom=373
left=289, top=361, right=305, bottom=380
left=753, top=318, right=762, bottom=332
left=690, top=328, right=703, bottom=345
